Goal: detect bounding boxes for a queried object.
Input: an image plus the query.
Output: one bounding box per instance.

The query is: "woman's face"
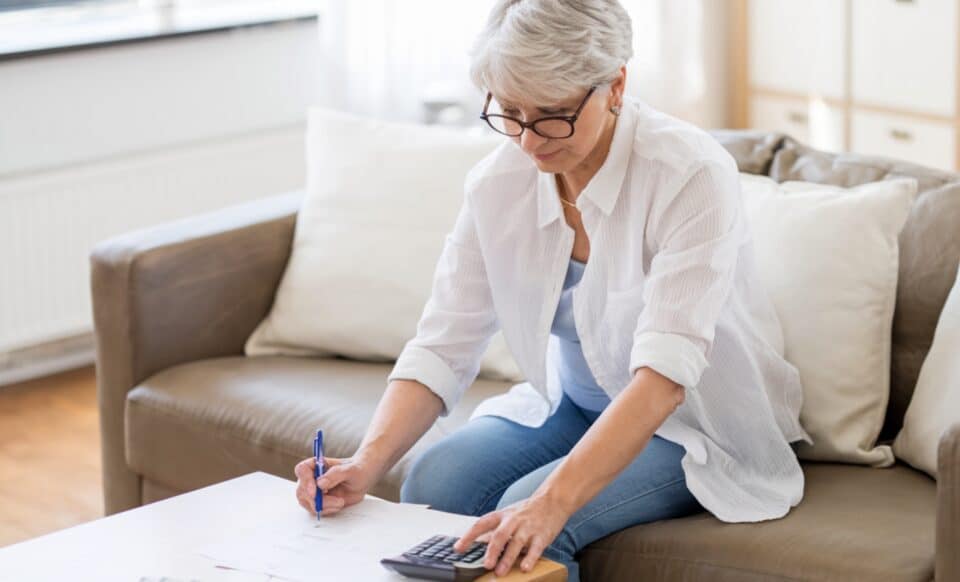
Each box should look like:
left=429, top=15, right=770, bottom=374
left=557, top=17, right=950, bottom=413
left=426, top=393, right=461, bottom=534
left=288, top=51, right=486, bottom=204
left=493, top=80, right=620, bottom=174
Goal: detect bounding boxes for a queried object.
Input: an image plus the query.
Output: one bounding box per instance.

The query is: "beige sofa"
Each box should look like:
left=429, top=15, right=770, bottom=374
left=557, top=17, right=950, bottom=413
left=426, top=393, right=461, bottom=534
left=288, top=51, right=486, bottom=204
left=91, top=132, right=960, bottom=581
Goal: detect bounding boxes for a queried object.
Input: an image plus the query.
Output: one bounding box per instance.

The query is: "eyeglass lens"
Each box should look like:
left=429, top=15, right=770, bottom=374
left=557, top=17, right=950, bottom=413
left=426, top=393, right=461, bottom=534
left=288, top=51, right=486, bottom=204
left=486, top=116, right=573, bottom=138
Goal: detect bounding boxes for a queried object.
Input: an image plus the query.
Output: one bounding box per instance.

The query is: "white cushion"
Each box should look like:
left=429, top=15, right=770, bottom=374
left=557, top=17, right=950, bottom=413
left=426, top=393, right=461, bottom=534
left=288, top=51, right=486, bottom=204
left=893, top=261, right=960, bottom=478
left=244, top=107, right=523, bottom=383
left=739, top=174, right=918, bottom=467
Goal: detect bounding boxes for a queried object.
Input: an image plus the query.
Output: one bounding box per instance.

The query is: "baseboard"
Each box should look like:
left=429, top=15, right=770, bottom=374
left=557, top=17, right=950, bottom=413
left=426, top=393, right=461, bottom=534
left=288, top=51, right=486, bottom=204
left=0, top=332, right=95, bottom=387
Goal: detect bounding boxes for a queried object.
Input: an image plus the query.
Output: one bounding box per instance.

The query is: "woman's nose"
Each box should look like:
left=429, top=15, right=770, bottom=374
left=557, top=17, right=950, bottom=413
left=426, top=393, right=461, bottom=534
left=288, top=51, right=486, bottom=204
left=518, top=128, right=548, bottom=154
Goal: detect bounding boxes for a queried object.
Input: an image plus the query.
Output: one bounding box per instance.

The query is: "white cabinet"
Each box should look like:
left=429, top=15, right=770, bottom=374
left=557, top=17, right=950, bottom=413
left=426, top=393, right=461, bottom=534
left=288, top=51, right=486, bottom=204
left=750, top=95, right=846, bottom=153
left=851, top=0, right=957, bottom=117
left=748, top=0, right=846, bottom=99
left=851, top=109, right=956, bottom=169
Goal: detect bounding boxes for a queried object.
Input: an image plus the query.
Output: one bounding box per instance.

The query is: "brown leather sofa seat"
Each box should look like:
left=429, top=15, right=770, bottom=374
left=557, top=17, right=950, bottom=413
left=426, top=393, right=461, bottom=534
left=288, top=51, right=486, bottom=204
left=580, top=463, right=936, bottom=581
left=124, top=356, right=512, bottom=502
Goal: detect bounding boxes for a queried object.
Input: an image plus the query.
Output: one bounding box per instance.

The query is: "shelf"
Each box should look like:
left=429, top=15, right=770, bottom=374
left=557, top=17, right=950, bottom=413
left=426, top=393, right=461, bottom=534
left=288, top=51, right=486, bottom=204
left=0, top=0, right=320, bottom=61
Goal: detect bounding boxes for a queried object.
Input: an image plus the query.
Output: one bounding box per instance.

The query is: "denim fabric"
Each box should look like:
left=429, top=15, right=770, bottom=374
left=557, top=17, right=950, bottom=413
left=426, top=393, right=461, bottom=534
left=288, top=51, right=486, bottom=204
left=400, top=392, right=706, bottom=581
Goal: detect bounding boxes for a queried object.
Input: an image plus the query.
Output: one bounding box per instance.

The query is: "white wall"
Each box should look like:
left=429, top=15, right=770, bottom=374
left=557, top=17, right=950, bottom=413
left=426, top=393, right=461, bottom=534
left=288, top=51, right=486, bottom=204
left=0, top=18, right=321, bottom=366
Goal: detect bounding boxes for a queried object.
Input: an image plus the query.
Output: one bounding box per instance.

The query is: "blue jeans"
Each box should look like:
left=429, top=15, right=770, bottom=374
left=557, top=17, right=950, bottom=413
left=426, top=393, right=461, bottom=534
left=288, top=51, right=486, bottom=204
left=399, top=392, right=706, bottom=582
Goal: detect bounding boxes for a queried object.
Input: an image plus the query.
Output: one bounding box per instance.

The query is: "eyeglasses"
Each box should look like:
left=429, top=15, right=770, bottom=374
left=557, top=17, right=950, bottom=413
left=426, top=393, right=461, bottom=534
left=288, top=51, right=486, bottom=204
left=480, top=85, right=598, bottom=139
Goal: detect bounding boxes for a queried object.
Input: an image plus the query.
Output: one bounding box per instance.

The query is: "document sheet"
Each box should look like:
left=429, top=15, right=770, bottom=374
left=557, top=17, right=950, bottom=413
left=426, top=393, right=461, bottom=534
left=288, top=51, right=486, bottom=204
left=196, top=495, right=480, bottom=581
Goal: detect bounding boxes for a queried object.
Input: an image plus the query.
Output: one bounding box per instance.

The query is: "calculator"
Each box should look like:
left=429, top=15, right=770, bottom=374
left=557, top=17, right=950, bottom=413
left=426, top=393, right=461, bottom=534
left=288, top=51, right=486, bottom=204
left=380, top=534, right=492, bottom=581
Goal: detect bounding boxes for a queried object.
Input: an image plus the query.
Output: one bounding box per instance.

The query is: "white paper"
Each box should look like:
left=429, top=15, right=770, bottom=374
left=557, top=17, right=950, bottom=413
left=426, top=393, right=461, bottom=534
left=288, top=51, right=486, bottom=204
left=196, top=495, right=479, bottom=582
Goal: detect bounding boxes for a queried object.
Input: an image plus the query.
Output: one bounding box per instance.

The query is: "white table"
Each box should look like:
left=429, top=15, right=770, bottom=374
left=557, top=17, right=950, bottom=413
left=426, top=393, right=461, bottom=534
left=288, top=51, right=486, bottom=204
left=0, top=472, right=446, bottom=581
left=0, top=473, right=306, bottom=581
left=0, top=472, right=566, bottom=582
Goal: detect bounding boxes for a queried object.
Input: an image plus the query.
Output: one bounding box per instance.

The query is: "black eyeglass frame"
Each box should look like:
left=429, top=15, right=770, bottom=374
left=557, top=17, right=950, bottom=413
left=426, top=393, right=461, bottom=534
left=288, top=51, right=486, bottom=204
left=480, top=85, right=599, bottom=139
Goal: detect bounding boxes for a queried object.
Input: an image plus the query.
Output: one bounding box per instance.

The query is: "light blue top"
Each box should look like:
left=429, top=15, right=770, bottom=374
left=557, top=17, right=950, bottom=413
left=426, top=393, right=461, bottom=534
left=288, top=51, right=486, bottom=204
left=550, top=257, right=612, bottom=412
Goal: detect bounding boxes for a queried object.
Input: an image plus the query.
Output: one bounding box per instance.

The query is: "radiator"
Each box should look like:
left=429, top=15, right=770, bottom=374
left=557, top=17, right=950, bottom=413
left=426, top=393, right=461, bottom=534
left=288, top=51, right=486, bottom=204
left=0, top=126, right=306, bottom=385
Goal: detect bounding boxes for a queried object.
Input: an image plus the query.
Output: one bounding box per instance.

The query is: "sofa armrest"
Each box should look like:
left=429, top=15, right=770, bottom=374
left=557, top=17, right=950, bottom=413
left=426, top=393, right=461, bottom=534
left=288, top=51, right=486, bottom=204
left=90, top=190, right=302, bottom=515
left=937, top=421, right=960, bottom=582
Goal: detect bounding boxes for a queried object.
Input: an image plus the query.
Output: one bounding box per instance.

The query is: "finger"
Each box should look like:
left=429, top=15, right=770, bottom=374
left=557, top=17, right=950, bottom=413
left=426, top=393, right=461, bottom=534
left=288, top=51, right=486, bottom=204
left=319, top=494, right=345, bottom=516
left=297, top=497, right=311, bottom=514
left=316, top=464, right=350, bottom=491
left=295, top=486, right=315, bottom=514
left=454, top=513, right=501, bottom=553
left=298, top=478, right=319, bottom=504
left=496, top=531, right=529, bottom=577
left=294, top=457, right=315, bottom=480
left=521, top=535, right=547, bottom=572
left=484, top=520, right=518, bottom=570
left=299, top=470, right=317, bottom=499
left=295, top=482, right=310, bottom=505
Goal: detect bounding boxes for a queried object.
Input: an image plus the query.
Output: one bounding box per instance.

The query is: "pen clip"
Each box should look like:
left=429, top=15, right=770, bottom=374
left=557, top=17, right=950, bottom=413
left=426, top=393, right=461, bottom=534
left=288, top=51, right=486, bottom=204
left=314, top=429, right=324, bottom=473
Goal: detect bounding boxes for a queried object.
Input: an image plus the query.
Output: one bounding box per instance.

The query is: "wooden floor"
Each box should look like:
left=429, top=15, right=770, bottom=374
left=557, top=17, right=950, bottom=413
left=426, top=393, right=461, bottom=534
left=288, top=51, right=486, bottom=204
left=0, top=366, right=102, bottom=548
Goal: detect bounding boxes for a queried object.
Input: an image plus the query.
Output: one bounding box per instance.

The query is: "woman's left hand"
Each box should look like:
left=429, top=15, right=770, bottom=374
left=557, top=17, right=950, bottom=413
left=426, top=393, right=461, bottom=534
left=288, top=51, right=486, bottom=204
left=453, top=492, right=570, bottom=576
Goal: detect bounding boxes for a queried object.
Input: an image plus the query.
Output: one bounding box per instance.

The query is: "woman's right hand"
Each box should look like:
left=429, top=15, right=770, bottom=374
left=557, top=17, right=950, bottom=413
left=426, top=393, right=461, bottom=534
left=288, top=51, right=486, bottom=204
left=294, top=456, right=378, bottom=516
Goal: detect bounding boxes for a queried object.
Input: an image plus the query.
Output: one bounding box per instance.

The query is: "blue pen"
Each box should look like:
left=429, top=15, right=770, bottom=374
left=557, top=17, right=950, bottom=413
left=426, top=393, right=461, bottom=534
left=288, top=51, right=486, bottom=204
left=313, top=429, right=324, bottom=520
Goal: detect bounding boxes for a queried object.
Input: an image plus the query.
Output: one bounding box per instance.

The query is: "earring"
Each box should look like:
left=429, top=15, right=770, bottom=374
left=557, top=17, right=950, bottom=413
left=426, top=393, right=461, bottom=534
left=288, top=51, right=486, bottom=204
left=610, top=104, right=621, bottom=116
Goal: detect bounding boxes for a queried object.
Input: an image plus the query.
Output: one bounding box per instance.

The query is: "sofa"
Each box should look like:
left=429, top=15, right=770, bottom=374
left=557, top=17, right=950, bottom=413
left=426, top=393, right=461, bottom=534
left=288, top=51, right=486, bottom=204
left=90, top=131, right=960, bottom=582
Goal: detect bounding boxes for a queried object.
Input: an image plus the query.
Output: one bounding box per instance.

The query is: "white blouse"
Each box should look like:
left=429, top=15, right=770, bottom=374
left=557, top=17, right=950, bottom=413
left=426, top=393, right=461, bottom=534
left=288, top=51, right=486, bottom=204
left=387, top=95, right=814, bottom=523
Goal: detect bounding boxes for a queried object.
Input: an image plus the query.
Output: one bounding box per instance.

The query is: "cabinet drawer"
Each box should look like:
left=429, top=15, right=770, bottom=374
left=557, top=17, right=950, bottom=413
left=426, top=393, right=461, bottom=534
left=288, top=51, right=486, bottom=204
left=748, top=0, right=846, bottom=98
left=850, top=110, right=956, bottom=170
left=750, top=95, right=846, bottom=152
left=852, top=0, right=957, bottom=116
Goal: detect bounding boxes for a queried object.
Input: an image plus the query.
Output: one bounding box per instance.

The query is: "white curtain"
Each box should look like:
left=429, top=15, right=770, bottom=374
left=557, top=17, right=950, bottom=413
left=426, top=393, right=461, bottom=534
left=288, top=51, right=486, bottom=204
left=316, top=0, right=730, bottom=129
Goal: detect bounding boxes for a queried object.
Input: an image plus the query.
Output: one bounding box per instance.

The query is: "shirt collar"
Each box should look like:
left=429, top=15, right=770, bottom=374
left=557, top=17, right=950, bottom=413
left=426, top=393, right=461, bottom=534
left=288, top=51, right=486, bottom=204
left=536, top=96, right=638, bottom=229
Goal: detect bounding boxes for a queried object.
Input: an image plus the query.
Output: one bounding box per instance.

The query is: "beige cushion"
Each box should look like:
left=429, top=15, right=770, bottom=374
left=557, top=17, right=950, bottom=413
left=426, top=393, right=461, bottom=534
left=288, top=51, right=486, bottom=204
left=894, top=261, right=960, bottom=478
left=768, top=137, right=960, bottom=443
left=124, top=355, right=512, bottom=501
left=739, top=174, right=917, bottom=467
left=243, top=107, right=522, bottom=383
left=579, top=462, right=936, bottom=582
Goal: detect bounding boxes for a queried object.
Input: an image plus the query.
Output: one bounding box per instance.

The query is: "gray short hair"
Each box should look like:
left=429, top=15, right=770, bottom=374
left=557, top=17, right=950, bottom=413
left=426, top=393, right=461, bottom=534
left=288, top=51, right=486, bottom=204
left=468, top=0, right=633, bottom=106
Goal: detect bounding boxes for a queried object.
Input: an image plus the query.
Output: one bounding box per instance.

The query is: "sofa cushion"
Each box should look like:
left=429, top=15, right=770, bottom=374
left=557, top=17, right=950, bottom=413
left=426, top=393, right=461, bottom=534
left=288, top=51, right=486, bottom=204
left=739, top=173, right=917, bottom=467
left=769, top=137, right=960, bottom=443
left=124, top=355, right=512, bottom=502
left=579, top=462, right=936, bottom=582
left=894, top=260, right=960, bottom=479
left=707, top=129, right=786, bottom=176
left=244, top=106, right=523, bottom=384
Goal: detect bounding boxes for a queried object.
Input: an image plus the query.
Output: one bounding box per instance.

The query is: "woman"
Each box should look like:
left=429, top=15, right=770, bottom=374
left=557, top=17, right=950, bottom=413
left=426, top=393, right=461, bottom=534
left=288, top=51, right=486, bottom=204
left=294, top=1, right=813, bottom=580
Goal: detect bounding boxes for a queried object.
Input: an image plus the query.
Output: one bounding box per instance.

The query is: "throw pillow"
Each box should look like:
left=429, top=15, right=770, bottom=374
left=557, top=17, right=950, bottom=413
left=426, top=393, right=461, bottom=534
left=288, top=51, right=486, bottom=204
left=245, top=107, right=522, bottom=383
left=893, top=261, right=960, bottom=478
left=739, top=173, right=918, bottom=467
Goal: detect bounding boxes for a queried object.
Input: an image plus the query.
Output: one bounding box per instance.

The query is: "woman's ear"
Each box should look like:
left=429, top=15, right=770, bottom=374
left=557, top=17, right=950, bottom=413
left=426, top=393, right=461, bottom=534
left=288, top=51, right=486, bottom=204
left=609, top=64, right=627, bottom=108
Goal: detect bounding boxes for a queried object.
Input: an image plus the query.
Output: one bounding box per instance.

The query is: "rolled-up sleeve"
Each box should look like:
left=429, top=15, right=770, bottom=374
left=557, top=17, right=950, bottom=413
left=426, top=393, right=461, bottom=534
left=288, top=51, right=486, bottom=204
left=629, top=159, right=744, bottom=389
left=386, top=185, right=499, bottom=416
